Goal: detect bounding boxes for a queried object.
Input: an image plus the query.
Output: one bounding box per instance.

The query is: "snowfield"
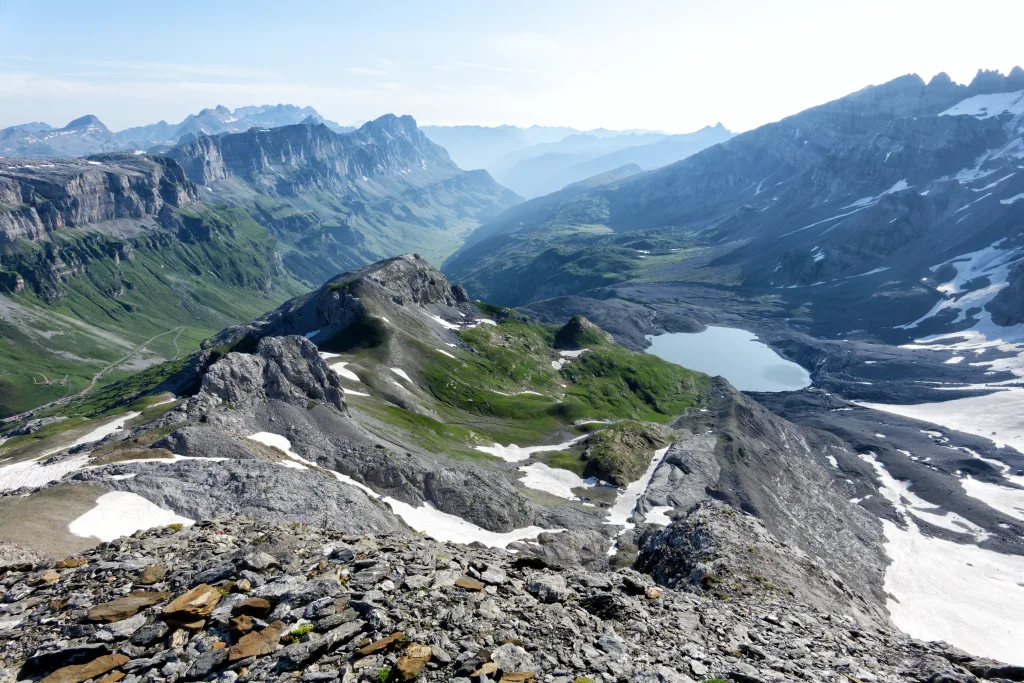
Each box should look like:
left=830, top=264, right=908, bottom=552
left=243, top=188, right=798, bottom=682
left=0, top=412, right=140, bottom=491
left=859, top=389, right=1024, bottom=453
left=882, top=518, right=1024, bottom=666
left=940, top=89, right=1024, bottom=119
left=854, top=449, right=1024, bottom=664
left=68, top=491, right=193, bottom=542
left=517, top=462, right=599, bottom=500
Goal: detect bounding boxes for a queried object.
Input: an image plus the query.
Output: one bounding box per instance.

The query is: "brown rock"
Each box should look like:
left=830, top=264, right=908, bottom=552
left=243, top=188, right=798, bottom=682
left=645, top=586, right=664, bottom=599
left=40, top=654, right=128, bottom=683
left=55, top=557, right=88, bottom=569
left=393, top=643, right=432, bottom=681
left=499, top=674, right=538, bottom=683
left=358, top=631, right=405, bottom=656
left=230, top=597, right=272, bottom=617
left=176, top=618, right=206, bottom=631
left=228, top=621, right=283, bottom=662
left=137, top=564, right=167, bottom=585
left=87, top=591, right=170, bottom=623
left=33, top=570, right=60, bottom=585
left=234, top=578, right=252, bottom=593
left=212, top=641, right=227, bottom=650
left=97, top=673, right=125, bottom=683
left=162, top=584, right=222, bottom=623
left=455, top=576, right=484, bottom=591
left=471, top=663, right=499, bottom=677
left=230, top=614, right=255, bottom=640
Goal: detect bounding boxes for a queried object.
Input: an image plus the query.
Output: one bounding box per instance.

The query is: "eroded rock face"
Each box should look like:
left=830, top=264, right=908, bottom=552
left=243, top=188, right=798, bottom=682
left=166, top=115, right=454, bottom=190
left=0, top=156, right=198, bottom=244
left=201, top=336, right=346, bottom=412
left=0, top=518, right=1013, bottom=683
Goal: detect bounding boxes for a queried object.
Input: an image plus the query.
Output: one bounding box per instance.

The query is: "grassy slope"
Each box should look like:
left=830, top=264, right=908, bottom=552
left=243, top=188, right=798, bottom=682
left=4, top=299, right=708, bottom=490
left=0, top=205, right=306, bottom=417
left=353, top=305, right=708, bottom=474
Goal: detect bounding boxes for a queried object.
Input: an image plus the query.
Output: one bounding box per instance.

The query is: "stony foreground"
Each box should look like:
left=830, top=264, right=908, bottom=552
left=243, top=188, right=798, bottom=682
left=1, top=519, right=1020, bottom=683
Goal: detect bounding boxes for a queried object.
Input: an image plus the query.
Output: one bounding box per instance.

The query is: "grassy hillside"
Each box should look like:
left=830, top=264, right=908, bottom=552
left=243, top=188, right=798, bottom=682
left=0, top=205, right=306, bottom=417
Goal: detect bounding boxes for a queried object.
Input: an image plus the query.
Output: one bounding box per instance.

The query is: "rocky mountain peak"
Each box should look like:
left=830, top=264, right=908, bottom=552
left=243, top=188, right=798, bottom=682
left=64, top=114, right=109, bottom=132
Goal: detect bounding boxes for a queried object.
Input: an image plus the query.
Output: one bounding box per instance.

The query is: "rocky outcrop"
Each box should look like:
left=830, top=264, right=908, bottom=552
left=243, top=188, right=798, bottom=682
left=0, top=155, right=199, bottom=244
left=201, top=336, right=346, bottom=412
left=0, top=518, right=1016, bottom=683
left=636, top=500, right=880, bottom=621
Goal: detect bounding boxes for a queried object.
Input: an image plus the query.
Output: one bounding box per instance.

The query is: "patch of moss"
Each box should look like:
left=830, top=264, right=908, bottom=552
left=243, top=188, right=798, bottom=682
left=583, top=420, right=669, bottom=486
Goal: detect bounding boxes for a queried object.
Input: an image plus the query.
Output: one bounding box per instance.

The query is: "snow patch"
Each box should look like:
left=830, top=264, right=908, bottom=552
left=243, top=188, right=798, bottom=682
left=644, top=505, right=674, bottom=526
left=249, top=432, right=317, bottom=468
left=69, top=491, right=193, bottom=542
left=0, top=412, right=141, bottom=491
left=605, top=446, right=672, bottom=530
left=390, top=367, right=413, bottom=383
left=427, top=314, right=461, bottom=330
left=940, top=90, right=1024, bottom=119
left=475, top=435, right=587, bottom=463
left=518, top=462, right=599, bottom=500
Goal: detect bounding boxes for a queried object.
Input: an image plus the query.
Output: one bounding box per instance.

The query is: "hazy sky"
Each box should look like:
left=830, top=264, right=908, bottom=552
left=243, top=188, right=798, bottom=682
left=1, top=0, right=1022, bottom=133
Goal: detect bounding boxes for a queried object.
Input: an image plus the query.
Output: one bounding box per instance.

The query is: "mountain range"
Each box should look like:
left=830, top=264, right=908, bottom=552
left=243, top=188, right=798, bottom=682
left=3, top=66, right=1024, bottom=675
left=488, top=124, right=734, bottom=198
left=0, top=115, right=517, bottom=415
left=0, top=105, right=356, bottom=159
left=444, top=67, right=1024, bottom=343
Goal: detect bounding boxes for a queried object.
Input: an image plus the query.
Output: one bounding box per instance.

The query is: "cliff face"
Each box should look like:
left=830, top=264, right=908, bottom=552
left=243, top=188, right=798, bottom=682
left=166, top=115, right=457, bottom=192
left=0, top=155, right=199, bottom=243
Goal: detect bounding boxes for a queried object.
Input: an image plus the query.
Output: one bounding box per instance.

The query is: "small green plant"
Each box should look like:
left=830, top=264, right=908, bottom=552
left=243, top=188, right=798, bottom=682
left=373, top=666, right=391, bottom=683
left=702, top=679, right=730, bottom=683
left=288, top=623, right=314, bottom=643
left=306, top=400, right=316, bottom=410
left=166, top=523, right=184, bottom=532
left=574, top=678, right=596, bottom=683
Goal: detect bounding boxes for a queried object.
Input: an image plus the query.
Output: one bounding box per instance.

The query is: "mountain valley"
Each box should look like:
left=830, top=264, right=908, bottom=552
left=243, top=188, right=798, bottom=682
left=0, top=116, right=518, bottom=416
left=3, top=62, right=1024, bottom=683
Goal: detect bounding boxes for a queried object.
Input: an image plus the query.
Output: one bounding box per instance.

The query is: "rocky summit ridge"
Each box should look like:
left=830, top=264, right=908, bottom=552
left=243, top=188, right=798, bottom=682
left=2, top=518, right=1021, bottom=683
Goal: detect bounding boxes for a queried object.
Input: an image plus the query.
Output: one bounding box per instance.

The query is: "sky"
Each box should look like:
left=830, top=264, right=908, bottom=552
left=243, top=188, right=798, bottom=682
left=1, top=0, right=1023, bottom=134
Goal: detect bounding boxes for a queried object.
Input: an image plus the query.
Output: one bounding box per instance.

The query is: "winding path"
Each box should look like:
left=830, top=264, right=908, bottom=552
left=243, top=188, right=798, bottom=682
left=2, top=326, right=186, bottom=423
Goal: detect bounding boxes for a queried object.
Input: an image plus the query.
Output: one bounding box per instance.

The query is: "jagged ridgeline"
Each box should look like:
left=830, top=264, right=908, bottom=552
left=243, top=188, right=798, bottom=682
left=0, top=116, right=520, bottom=416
